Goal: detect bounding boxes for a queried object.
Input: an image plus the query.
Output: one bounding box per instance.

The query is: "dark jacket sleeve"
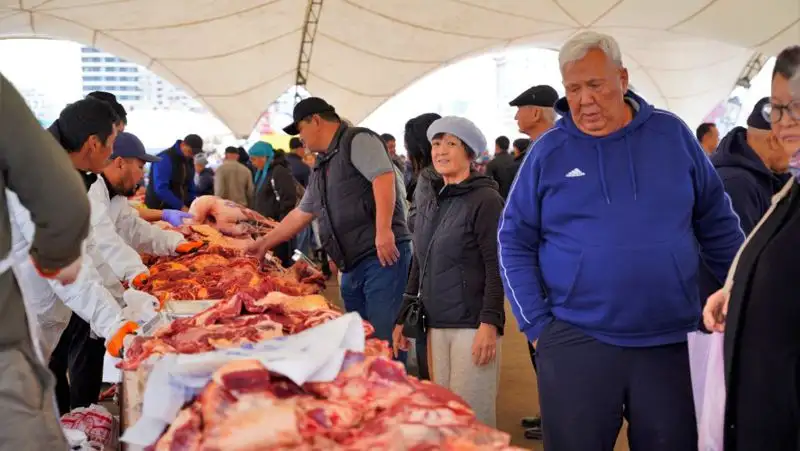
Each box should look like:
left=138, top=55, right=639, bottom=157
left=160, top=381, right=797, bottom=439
left=273, top=166, right=298, bottom=218
left=472, top=190, right=506, bottom=331
left=0, top=74, right=90, bottom=270
left=197, top=172, right=214, bottom=197
left=721, top=173, right=766, bottom=236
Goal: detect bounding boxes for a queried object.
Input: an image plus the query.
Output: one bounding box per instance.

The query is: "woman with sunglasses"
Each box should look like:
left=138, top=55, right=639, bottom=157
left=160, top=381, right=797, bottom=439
left=703, top=45, right=800, bottom=451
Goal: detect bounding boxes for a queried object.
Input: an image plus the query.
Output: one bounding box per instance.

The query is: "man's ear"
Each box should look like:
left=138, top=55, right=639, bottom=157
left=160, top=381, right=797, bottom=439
left=619, top=67, right=629, bottom=92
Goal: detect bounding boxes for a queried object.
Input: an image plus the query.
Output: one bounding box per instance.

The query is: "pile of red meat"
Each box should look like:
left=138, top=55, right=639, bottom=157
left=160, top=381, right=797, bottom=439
left=152, top=353, right=523, bottom=451
left=137, top=249, right=325, bottom=304
left=120, top=290, right=385, bottom=370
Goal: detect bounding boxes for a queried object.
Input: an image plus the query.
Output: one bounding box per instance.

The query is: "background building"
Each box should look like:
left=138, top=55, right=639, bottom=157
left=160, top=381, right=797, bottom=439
left=80, top=46, right=203, bottom=113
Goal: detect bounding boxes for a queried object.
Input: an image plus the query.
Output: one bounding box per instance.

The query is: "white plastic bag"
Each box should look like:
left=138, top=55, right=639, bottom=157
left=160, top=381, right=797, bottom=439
left=690, top=332, right=726, bottom=451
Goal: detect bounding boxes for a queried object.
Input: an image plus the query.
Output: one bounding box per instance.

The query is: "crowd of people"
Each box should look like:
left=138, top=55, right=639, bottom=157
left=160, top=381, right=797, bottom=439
left=0, top=29, right=798, bottom=451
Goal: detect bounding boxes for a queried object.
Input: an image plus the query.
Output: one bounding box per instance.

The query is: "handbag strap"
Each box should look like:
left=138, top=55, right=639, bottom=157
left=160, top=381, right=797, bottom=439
left=417, top=188, right=453, bottom=297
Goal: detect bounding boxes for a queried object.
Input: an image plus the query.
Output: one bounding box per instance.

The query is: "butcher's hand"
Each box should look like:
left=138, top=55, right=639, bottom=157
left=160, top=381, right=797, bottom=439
left=175, top=241, right=204, bottom=254
left=131, top=272, right=149, bottom=289
left=246, top=237, right=273, bottom=261
left=107, top=321, right=139, bottom=358
left=703, top=288, right=730, bottom=333
left=32, top=256, right=82, bottom=285
left=162, top=209, right=193, bottom=227
left=375, top=228, right=399, bottom=267
left=392, top=325, right=409, bottom=358
left=472, top=323, right=498, bottom=366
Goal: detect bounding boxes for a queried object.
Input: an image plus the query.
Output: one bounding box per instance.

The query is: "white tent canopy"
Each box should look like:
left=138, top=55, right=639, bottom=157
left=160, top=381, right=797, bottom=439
left=0, top=0, right=797, bottom=136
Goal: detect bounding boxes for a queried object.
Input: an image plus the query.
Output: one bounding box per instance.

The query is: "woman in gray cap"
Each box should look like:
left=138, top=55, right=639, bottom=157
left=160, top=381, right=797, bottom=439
left=393, top=116, right=505, bottom=426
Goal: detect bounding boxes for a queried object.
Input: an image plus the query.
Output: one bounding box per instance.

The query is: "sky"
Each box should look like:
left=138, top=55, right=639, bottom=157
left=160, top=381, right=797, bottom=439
left=0, top=39, right=82, bottom=108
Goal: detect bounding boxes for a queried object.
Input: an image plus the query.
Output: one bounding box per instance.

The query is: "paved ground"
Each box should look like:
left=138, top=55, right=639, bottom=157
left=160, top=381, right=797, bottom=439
left=323, top=281, right=631, bottom=450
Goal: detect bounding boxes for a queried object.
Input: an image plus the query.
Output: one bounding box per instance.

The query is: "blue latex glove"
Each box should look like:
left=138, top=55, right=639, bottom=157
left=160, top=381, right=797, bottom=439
left=162, top=210, right=193, bottom=227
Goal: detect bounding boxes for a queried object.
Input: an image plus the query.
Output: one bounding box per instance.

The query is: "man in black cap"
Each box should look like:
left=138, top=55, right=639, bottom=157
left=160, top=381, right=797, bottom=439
left=248, top=97, right=412, bottom=352
left=144, top=133, right=203, bottom=210
left=507, top=84, right=559, bottom=441
left=509, top=85, right=558, bottom=176
left=87, top=91, right=127, bottom=132
left=710, top=97, right=790, bottom=235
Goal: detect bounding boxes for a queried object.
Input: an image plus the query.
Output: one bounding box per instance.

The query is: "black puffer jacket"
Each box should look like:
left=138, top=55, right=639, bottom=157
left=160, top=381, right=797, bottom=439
left=251, top=152, right=297, bottom=221
left=403, top=173, right=506, bottom=332
left=407, top=166, right=439, bottom=233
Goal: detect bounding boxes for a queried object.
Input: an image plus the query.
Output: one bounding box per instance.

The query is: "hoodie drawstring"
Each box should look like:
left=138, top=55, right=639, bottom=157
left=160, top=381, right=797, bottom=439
left=596, top=143, right=611, bottom=204
left=595, top=137, right=638, bottom=204
left=625, top=135, right=638, bottom=200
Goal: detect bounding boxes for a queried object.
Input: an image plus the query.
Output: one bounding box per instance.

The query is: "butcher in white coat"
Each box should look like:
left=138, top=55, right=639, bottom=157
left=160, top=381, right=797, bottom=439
left=88, top=131, right=203, bottom=294
left=8, top=98, right=141, bottom=414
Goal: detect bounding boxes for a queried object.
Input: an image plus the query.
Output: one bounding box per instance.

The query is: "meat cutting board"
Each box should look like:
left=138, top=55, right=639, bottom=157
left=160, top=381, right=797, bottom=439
left=162, top=299, right=219, bottom=317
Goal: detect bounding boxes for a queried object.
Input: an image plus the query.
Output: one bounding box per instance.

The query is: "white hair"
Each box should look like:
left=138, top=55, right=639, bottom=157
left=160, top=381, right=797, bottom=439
left=539, top=107, right=556, bottom=123
left=559, top=31, right=623, bottom=70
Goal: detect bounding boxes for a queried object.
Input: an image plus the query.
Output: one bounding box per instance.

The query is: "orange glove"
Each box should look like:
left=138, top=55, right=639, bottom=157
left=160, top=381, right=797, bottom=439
left=32, top=256, right=82, bottom=285
left=107, top=321, right=138, bottom=358
left=175, top=241, right=204, bottom=254
left=131, top=273, right=149, bottom=289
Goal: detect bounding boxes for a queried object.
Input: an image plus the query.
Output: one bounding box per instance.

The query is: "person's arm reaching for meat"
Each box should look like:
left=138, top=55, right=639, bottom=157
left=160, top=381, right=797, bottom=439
left=0, top=73, right=89, bottom=280
left=350, top=133, right=400, bottom=266
left=113, top=200, right=186, bottom=256
left=247, top=172, right=319, bottom=259
left=498, top=147, right=552, bottom=345
left=246, top=208, right=314, bottom=260
left=152, top=158, right=184, bottom=210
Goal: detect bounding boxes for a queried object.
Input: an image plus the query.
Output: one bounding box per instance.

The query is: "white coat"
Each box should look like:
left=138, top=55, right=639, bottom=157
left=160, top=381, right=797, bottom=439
left=7, top=190, right=128, bottom=359
left=87, top=177, right=183, bottom=285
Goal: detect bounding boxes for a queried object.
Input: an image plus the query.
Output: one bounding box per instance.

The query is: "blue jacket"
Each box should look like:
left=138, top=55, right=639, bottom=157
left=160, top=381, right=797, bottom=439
left=498, top=91, right=744, bottom=347
left=144, top=141, right=196, bottom=210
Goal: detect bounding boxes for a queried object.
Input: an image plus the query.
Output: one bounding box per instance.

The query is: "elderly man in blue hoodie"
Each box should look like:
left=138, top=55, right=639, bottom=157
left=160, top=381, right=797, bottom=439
left=498, top=31, right=744, bottom=451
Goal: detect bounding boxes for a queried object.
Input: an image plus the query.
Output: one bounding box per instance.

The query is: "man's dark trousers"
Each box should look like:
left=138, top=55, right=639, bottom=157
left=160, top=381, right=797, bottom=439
left=49, top=313, right=106, bottom=415
left=536, top=320, right=697, bottom=451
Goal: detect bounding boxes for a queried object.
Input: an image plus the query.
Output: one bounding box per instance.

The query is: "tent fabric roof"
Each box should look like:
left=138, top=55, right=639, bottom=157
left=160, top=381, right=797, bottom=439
left=0, top=0, right=797, bottom=136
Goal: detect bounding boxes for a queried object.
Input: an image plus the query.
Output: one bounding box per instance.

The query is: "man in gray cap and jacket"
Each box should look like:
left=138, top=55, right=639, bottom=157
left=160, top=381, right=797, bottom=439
left=0, top=73, right=91, bottom=449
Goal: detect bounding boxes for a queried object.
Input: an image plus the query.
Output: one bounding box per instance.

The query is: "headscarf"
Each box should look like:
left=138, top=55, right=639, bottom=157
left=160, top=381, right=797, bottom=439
left=249, top=141, right=275, bottom=190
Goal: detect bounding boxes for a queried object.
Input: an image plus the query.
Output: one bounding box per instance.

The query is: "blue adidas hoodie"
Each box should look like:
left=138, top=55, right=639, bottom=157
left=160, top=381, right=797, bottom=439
left=498, top=91, right=744, bottom=347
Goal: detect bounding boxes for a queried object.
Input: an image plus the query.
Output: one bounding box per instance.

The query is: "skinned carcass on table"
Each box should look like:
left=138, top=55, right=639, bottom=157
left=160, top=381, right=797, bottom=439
left=189, top=195, right=279, bottom=237
left=151, top=354, right=525, bottom=450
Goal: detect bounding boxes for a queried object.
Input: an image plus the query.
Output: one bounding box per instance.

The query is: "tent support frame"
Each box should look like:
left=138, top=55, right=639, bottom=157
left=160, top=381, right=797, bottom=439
left=295, top=0, right=324, bottom=104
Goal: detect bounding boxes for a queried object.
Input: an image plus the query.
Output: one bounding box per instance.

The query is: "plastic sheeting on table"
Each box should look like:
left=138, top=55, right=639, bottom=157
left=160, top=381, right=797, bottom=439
left=121, top=312, right=366, bottom=448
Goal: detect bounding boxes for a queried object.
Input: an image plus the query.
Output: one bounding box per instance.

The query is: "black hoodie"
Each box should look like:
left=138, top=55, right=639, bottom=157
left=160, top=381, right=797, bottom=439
left=402, top=173, right=506, bottom=332
left=710, top=127, right=788, bottom=235
left=697, top=127, right=790, bottom=307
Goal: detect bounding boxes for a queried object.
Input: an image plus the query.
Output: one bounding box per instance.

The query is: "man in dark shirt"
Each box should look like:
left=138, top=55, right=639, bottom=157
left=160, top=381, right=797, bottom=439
left=485, top=135, right=515, bottom=198
left=144, top=134, right=203, bottom=210
left=286, top=137, right=311, bottom=187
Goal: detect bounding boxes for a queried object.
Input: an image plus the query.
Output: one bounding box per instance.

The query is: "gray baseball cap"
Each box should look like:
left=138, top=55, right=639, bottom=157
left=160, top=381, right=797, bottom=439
left=426, top=116, right=487, bottom=157
left=194, top=153, right=208, bottom=166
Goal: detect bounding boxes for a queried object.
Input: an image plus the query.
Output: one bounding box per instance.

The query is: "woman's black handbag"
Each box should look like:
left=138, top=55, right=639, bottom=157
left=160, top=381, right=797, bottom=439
left=397, top=293, right=426, bottom=339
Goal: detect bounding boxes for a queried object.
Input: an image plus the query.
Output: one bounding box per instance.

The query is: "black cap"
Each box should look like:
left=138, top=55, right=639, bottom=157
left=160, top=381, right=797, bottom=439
left=283, top=97, right=337, bottom=135
left=111, top=132, right=160, bottom=162
left=87, top=91, right=127, bottom=123
left=747, top=97, right=771, bottom=131
left=183, top=134, right=204, bottom=155
left=509, top=85, right=559, bottom=108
